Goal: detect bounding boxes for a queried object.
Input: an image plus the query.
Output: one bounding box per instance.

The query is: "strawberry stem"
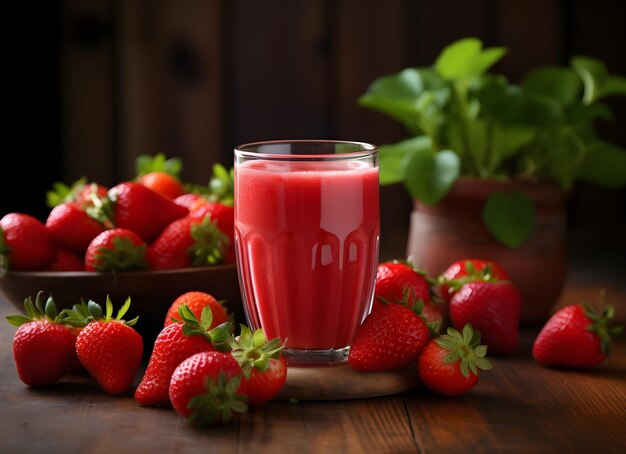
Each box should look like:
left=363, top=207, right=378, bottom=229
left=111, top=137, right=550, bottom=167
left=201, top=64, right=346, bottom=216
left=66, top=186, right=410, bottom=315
left=436, top=324, right=492, bottom=377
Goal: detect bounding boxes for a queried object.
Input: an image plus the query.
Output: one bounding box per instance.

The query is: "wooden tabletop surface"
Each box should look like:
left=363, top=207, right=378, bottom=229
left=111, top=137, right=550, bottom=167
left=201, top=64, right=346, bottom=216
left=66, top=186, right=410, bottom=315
left=1, top=275, right=625, bottom=453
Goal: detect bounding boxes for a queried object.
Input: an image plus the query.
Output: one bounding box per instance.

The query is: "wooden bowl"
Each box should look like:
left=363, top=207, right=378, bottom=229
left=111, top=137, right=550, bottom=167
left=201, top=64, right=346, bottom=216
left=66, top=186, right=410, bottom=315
left=0, top=265, right=243, bottom=346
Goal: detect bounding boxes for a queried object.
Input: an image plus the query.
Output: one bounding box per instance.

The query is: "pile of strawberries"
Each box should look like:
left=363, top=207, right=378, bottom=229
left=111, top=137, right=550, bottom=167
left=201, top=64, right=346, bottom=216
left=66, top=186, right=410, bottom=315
left=0, top=154, right=235, bottom=273
left=6, top=289, right=287, bottom=426
left=348, top=258, right=623, bottom=396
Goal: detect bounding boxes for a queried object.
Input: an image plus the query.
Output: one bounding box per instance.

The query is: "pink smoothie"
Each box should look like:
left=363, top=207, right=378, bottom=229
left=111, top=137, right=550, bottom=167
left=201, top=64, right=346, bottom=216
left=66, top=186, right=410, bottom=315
left=235, top=159, right=379, bottom=351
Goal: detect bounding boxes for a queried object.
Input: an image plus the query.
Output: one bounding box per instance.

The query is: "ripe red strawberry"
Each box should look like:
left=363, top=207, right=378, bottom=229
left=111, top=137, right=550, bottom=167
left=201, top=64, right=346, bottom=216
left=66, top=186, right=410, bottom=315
left=147, top=214, right=230, bottom=270
left=169, top=351, right=248, bottom=426
left=438, top=258, right=510, bottom=302
left=230, top=325, right=287, bottom=406
left=174, top=192, right=204, bottom=210
left=46, top=177, right=108, bottom=208
left=68, top=296, right=143, bottom=395
left=532, top=299, right=623, bottom=368
left=373, top=260, right=442, bottom=330
left=5, top=291, right=78, bottom=386
left=164, top=291, right=229, bottom=328
left=45, top=202, right=106, bottom=254
left=137, top=171, right=186, bottom=200
left=190, top=201, right=235, bottom=263
left=418, top=324, right=492, bottom=396
left=448, top=281, right=521, bottom=356
left=135, top=304, right=233, bottom=406
left=84, top=228, right=147, bottom=272
left=96, top=182, right=188, bottom=243
left=348, top=303, right=430, bottom=371
left=0, top=213, right=55, bottom=271
left=47, top=248, right=85, bottom=271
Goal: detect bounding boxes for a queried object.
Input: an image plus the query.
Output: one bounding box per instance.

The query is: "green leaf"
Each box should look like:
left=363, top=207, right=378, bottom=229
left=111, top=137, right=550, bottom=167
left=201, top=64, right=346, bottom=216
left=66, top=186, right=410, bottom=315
left=358, top=68, right=445, bottom=134
left=521, top=67, right=582, bottom=105
left=578, top=141, right=626, bottom=187
left=135, top=153, right=183, bottom=178
left=404, top=149, right=460, bottom=205
left=435, top=38, right=507, bottom=81
left=482, top=191, right=536, bottom=249
left=571, top=56, right=608, bottom=104
left=378, top=136, right=434, bottom=185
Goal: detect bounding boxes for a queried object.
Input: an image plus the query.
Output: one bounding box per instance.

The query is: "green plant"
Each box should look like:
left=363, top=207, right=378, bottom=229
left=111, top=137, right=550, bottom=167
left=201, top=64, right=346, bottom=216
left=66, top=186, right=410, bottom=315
left=359, top=37, right=626, bottom=248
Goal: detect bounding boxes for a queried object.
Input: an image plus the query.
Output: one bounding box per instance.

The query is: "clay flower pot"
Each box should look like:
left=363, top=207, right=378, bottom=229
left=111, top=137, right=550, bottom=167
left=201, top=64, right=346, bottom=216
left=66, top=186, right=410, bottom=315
left=406, top=177, right=568, bottom=325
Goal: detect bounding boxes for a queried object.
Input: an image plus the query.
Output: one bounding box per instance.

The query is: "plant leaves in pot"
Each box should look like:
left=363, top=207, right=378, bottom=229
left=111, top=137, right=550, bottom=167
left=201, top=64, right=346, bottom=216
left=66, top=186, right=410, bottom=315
left=359, top=37, right=626, bottom=324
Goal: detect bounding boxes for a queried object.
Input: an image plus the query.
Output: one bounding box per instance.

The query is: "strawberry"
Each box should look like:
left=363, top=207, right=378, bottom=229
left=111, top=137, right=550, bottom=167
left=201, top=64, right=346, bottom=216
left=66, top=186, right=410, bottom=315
left=135, top=304, right=233, bottom=406
left=137, top=172, right=186, bottom=200
left=230, top=325, right=287, bottom=406
left=47, top=248, right=85, bottom=271
left=5, top=291, right=78, bottom=386
left=448, top=281, right=521, bottom=356
left=45, top=202, right=106, bottom=254
left=532, top=296, right=623, bottom=368
left=0, top=213, right=55, bottom=271
left=438, top=258, right=510, bottom=302
left=374, top=260, right=443, bottom=331
left=348, top=303, right=430, bottom=371
left=46, top=177, right=108, bottom=208
left=164, top=291, right=229, bottom=328
left=93, top=182, right=188, bottom=243
left=147, top=214, right=230, bottom=270
left=190, top=201, right=235, bottom=262
left=84, top=228, right=147, bottom=272
left=67, top=296, right=143, bottom=395
left=169, top=351, right=248, bottom=426
left=174, top=193, right=204, bottom=210
left=418, top=324, right=492, bottom=397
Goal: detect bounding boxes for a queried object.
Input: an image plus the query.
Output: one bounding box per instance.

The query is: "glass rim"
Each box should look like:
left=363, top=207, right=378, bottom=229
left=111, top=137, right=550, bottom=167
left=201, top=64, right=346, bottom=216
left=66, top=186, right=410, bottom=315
left=234, top=139, right=378, bottom=161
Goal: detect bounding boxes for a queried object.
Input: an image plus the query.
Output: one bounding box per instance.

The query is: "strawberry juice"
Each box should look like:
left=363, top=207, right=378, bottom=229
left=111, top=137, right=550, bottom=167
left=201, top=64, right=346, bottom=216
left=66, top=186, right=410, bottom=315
left=234, top=142, right=379, bottom=365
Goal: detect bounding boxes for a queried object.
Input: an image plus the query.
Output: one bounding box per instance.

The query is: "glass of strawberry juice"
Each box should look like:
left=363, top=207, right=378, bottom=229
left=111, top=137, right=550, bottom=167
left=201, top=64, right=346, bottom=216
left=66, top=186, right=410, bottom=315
left=234, top=140, right=380, bottom=366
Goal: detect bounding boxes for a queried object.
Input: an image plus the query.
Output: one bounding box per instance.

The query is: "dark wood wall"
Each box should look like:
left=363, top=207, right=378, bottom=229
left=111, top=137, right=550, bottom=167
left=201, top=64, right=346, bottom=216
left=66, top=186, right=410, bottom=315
left=3, top=0, right=625, bottom=262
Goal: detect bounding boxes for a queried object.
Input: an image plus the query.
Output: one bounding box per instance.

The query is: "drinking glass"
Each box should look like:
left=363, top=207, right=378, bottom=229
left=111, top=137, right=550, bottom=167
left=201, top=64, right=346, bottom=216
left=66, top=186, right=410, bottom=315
left=234, top=140, right=380, bottom=366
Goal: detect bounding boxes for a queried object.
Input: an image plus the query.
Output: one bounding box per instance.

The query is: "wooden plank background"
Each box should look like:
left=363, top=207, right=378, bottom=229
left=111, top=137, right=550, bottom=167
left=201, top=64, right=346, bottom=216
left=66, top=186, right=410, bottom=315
left=2, top=0, right=625, bottom=263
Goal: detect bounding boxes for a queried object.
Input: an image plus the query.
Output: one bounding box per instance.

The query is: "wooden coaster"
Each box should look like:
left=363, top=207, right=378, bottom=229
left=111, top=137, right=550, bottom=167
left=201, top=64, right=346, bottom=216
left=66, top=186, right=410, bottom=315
left=274, top=363, right=420, bottom=401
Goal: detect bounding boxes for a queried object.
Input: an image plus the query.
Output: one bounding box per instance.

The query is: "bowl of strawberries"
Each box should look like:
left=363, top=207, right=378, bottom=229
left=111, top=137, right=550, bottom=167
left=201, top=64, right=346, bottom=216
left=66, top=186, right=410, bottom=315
left=0, top=155, right=243, bottom=343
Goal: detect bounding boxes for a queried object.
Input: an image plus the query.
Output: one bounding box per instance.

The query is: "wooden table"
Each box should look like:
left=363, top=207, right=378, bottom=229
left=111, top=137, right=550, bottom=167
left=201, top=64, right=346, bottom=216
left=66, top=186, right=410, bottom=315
left=1, top=277, right=625, bottom=453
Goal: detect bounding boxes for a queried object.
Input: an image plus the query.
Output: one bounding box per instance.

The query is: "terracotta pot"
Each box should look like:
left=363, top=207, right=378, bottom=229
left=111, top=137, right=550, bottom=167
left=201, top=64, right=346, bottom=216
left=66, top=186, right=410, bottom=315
left=406, top=177, right=568, bottom=325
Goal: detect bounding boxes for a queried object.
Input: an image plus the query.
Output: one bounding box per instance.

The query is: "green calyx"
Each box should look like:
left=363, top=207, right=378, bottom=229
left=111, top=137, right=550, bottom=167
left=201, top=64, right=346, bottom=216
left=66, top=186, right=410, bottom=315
left=436, top=324, right=493, bottom=377
left=62, top=296, right=139, bottom=328
left=583, top=291, right=624, bottom=356
left=46, top=176, right=87, bottom=208
left=135, top=152, right=183, bottom=179
left=0, top=228, right=9, bottom=275
left=230, top=325, right=283, bottom=379
left=437, top=260, right=504, bottom=292
left=5, top=291, right=66, bottom=326
left=85, top=191, right=115, bottom=228
left=184, top=163, right=234, bottom=206
left=188, top=217, right=230, bottom=266
left=187, top=372, right=248, bottom=427
left=94, top=236, right=147, bottom=272
left=377, top=287, right=441, bottom=336
left=177, top=304, right=233, bottom=353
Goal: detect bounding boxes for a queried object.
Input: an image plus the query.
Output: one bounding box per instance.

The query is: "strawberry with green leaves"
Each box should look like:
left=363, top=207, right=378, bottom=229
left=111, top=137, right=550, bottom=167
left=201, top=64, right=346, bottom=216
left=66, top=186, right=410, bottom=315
left=45, top=202, right=106, bottom=254
left=85, top=228, right=148, bottom=272
left=374, top=260, right=442, bottom=329
left=449, top=281, right=521, bottom=355
left=91, top=182, right=188, bottom=243
left=5, top=291, right=78, bottom=386
left=438, top=258, right=510, bottom=302
left=164, top=291, right=229, bottom=328
left=230, top=325, right=287, bottom=406
left=532, top=295, right=623, bottom=368
left=147, top=214, right=230, bottom=270
left=65, top=296, right=143, bottom=395
left=348, top=302, right=431, bottom=371
left=46, top=177, right=108, bottom=208
left=135, top=304, right=232, bottom=406
left=135, top=153, right=186, bottom=200
left=418, top=324, right=492, bottom=396
left=169, top=351, right=248, bottom=426
left=0, top=213, right=55, bottom=272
